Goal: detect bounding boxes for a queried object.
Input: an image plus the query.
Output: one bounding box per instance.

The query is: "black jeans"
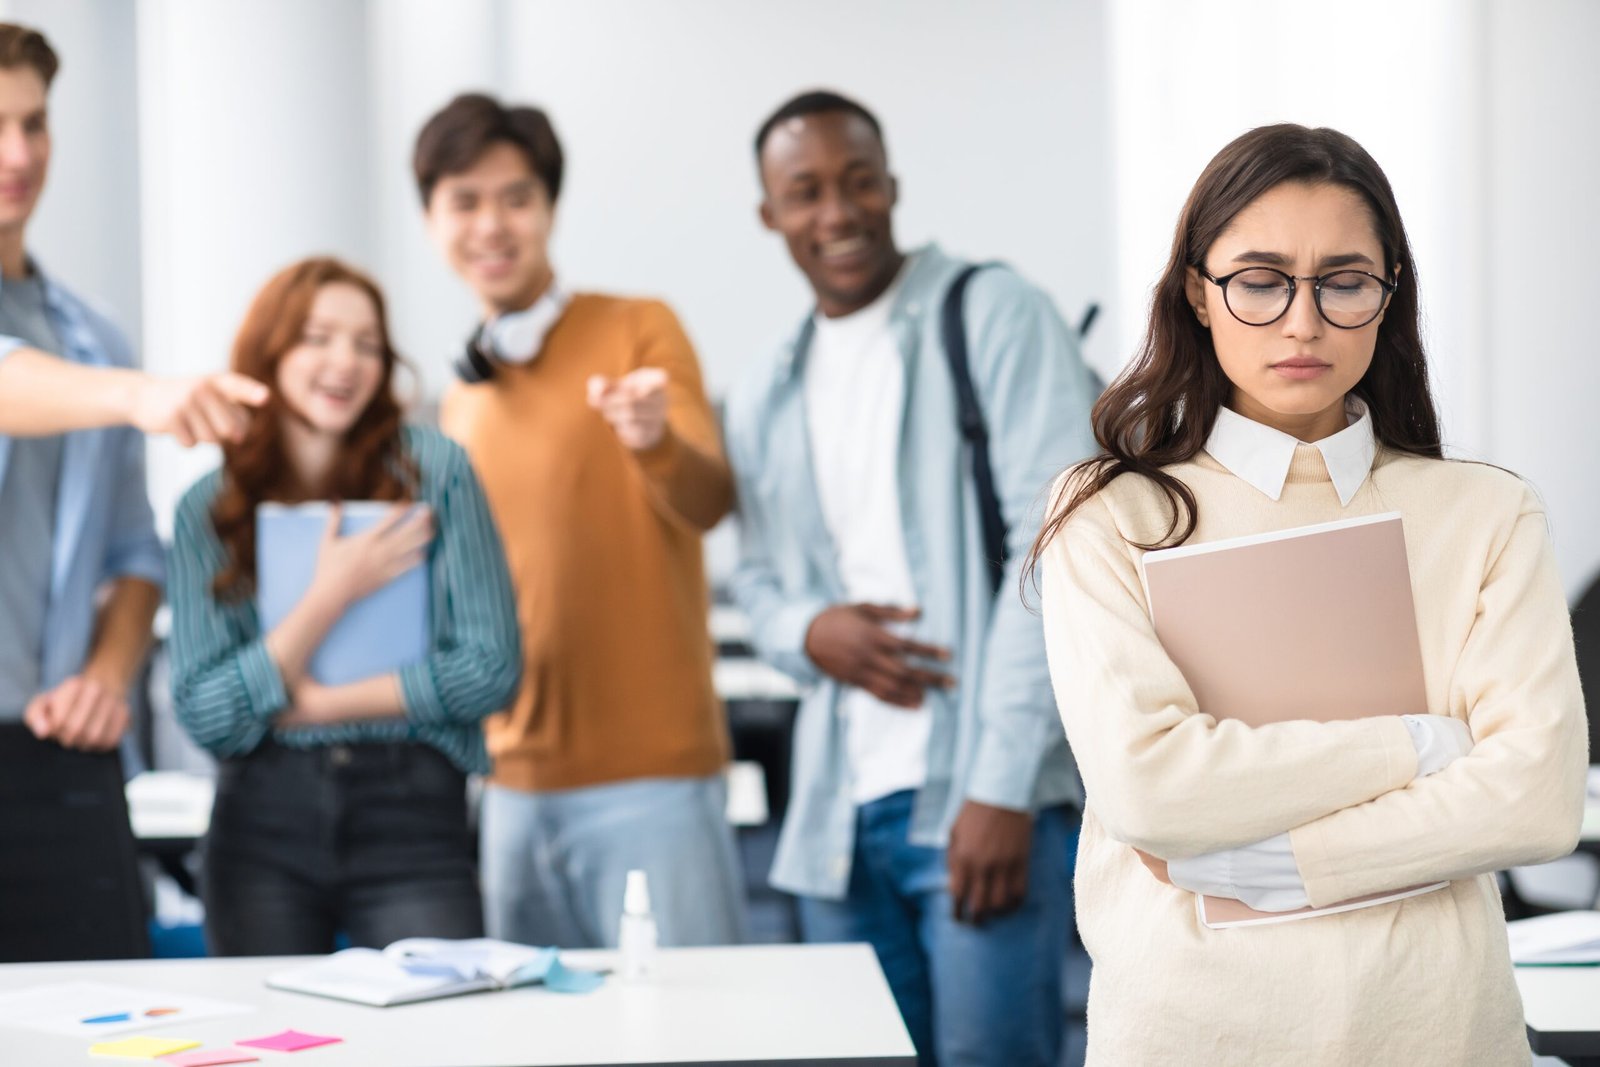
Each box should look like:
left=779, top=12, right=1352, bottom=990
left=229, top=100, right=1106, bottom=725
left=0, top=724, right=149, bottom=962
left=203, top=737, right=483, bottom=956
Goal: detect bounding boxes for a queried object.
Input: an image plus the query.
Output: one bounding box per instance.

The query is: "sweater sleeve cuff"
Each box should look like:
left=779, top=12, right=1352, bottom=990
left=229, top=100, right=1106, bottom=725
left=630, top=425, right=685, bottom=481
left=399, top=660, right=449, bottom=726
left=237, top=640, right=290, bottom=721
left=1291, top=716, right=1419, bottom=907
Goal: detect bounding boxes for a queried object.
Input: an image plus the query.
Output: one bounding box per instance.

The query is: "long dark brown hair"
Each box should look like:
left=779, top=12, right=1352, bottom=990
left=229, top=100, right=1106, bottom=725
left=211, top=257, right=416, bottom=600
left=1025, top=123, right=1443, bottom=586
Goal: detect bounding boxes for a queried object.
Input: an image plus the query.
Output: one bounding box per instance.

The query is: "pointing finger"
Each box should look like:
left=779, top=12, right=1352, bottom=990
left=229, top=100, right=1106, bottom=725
left=213, top=373, right=270, bottom=407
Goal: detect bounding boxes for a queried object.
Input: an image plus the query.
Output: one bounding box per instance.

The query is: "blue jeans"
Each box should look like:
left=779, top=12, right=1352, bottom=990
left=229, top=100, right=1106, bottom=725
left=798, top=790, right=1077, bottom=1067
left=481, top=775, right=746, bottom=948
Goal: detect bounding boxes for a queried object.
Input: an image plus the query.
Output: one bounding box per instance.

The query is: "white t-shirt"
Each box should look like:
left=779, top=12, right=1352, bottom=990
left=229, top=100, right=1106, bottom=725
left=803, top=275, right=932, bottom=806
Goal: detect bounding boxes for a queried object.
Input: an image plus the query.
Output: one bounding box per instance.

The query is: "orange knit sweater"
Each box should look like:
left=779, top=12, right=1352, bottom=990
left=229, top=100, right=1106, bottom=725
left=440, top=293, right=732, bottom=792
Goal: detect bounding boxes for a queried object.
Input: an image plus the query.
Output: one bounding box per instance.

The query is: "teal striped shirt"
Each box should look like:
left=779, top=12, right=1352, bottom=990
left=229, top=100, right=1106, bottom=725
left=168, top=424, right=521, bottom=774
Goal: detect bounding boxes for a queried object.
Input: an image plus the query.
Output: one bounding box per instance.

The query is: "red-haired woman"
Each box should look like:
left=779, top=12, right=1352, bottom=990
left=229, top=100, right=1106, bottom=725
left=168, top=257, right=520, bottom=955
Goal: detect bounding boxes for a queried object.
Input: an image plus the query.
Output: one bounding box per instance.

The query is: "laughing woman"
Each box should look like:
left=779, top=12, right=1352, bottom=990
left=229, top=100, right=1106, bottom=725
left=169, top=257, right=520, bottom=956
left=1034, top=125, right=1585, bottom=1064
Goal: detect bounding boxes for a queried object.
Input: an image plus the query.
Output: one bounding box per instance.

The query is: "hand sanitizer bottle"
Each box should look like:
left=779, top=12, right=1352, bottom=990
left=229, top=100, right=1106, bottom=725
left=619, top=868, right=658, bottom=983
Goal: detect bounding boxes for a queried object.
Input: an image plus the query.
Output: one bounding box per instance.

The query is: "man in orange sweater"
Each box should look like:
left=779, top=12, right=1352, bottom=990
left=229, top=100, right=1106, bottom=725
left=413, top=93, right=743, bottom=948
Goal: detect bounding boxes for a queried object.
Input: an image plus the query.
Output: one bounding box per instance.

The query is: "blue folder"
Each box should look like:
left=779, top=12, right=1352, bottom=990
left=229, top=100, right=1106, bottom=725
left=256, top=502, right=430, bottom=686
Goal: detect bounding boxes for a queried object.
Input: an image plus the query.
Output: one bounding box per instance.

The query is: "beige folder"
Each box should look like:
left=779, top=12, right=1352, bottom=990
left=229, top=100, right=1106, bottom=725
left=1141, top=511, right=1442, bottom=928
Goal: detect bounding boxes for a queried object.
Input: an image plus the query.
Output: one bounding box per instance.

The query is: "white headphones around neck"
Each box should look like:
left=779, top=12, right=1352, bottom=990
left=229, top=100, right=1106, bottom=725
left=455, top=284, right=570, bottom=383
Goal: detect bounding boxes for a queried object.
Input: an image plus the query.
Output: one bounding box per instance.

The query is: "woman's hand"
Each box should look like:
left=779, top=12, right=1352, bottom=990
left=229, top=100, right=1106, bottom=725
left=278, top=675, right=406, bottom=730
left=309, top=503, right=434, bottom=609
left=1134, top=848, right=1173, bottom=885
left=263, top=503, right=432, bottom=697
left=277, top=678, right=333, bottom=730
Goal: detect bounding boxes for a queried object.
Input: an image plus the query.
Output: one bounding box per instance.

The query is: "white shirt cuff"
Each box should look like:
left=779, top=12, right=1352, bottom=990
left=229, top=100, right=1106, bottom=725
left=1167, top=832, right=1310, bottom=912
left=1401, top=714, right=1474, bottom=778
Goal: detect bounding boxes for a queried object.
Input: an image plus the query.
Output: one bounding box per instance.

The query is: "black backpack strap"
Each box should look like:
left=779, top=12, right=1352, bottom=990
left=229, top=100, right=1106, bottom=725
left=940, top=263, right=1008, bottom=599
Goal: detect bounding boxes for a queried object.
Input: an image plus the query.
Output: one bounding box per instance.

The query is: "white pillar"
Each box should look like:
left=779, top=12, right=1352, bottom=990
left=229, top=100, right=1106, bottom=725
left=137, top=0, right=373, bottom=530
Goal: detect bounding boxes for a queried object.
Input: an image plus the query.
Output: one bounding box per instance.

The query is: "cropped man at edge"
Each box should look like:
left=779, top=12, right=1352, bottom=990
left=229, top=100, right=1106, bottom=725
left=0, top=23, right=261, bottom=962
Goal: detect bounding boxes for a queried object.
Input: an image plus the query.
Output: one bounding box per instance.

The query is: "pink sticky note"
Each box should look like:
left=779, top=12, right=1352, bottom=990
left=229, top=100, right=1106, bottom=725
left=165, top=1050, right=260, bottom=1067
left=236, top=1029, right=342, bottom=1053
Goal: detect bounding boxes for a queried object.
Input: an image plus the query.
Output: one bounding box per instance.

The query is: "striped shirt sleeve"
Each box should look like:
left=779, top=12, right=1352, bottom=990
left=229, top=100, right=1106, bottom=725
left=398, top=431, right=523, bottom=726
left=167, top=476, right=287, bottom=757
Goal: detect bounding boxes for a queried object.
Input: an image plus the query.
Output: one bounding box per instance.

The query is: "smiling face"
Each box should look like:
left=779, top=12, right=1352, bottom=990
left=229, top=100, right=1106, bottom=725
left=0, top=65, right=49, bottom=240
left=274, top=282, right=386, bottom=439
left=758, top=110, right=902, bottom=318
left=1186, top=180, right=1395, bottom=441
left=424, top=140, right=555, bottom=317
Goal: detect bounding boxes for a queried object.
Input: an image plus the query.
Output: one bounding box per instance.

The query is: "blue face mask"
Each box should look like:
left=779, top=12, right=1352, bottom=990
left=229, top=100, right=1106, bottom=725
left=455, top=284, right=570, bottom=383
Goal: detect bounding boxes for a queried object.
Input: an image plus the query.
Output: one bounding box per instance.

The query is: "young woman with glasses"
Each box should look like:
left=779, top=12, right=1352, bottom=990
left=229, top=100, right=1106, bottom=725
left=1030, top=124, right=1584, bottom=1063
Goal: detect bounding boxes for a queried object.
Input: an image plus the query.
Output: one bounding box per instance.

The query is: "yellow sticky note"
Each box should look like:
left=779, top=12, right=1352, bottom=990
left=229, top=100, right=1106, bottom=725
left=90, top=1035, right=202, bottom=1059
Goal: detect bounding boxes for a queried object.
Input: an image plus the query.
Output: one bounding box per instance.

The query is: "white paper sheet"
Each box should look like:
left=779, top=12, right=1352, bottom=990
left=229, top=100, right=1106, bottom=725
left=0, top=981, right=252, bottom=1038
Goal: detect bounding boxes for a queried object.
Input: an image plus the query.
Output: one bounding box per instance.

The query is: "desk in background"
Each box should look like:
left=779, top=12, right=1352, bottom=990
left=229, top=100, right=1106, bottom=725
left=0, top=944, right=915, bottom=1067
left=1519, top=965, right=1600, bottom=1066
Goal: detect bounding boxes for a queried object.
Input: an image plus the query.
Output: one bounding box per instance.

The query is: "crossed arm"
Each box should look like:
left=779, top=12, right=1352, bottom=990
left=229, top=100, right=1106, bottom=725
left=1042, top=493, right=1585, bottom=909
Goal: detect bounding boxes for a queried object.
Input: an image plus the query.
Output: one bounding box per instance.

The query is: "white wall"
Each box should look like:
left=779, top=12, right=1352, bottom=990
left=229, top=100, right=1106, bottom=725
left=491, top=0, right=1114, bottom=395
left=4, top=0, right=1596, bottom=596
left=1485, top=0, right=1600, bottom=600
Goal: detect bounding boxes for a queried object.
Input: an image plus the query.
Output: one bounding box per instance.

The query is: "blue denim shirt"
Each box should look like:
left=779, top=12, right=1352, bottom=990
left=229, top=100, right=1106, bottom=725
left=0, top=268, right=167, bottom=693
left=724, top=245, right=1098, bottom=899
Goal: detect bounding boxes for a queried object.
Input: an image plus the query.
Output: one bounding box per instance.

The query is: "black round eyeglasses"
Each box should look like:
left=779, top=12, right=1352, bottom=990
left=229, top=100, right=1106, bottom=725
left=1200, top=266, right=1396, bottom=329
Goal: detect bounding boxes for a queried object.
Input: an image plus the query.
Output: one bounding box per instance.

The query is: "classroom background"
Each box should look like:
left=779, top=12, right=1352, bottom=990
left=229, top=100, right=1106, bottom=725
left=6, top=0, right=1599, bottom=903
left=9, top=0, right=1595, bottom=610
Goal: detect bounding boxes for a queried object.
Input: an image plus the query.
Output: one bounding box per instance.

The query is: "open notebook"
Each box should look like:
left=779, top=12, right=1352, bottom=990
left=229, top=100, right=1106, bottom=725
left=267, top=938, right=605, bottom=1006
left=1141, top=511, right=1444, bottom=929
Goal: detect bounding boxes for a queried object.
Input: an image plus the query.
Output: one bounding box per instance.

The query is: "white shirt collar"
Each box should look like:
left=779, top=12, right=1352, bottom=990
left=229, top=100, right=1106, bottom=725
left=811, top=260, right=909, bottom=338
left=1204, top=398, right=1377, bottom=506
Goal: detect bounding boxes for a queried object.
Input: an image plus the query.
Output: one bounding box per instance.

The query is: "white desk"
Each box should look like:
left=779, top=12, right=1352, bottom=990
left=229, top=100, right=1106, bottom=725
left=0, top=944, right=915, bottom=1066
left=125, top=760, right=771, bottom=846
left=1517, top=966, right=1600, bottom=1065
left=714, top=656, right=802, bottom=702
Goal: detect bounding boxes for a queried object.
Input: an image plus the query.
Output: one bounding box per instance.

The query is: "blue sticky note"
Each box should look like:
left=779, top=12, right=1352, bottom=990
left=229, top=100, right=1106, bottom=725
left=543, top=959, right=606, bottom=994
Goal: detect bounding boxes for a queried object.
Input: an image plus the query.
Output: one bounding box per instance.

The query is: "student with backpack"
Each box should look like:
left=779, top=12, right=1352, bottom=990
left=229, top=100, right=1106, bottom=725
left=723, top=90, right=1100, bottom=1067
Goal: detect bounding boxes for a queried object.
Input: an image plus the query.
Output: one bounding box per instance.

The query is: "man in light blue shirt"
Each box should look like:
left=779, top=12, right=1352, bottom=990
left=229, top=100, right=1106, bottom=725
left=724, top=91, right=1098, bottom=1066
left=0, top=22, right=250, bottom=962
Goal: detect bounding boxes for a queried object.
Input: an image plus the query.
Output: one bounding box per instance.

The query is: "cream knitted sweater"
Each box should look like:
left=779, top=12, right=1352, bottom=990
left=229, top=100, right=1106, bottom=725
left=1042, top=443, right=1586, bottom=1066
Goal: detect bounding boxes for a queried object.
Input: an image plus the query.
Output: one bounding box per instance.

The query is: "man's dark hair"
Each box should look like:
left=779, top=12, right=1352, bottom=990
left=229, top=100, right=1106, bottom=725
left=0, top=22, right=59, bottom=88
left=413, top=93, right=563, bottom=206
left=753, top=90, right=885, bottom=162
